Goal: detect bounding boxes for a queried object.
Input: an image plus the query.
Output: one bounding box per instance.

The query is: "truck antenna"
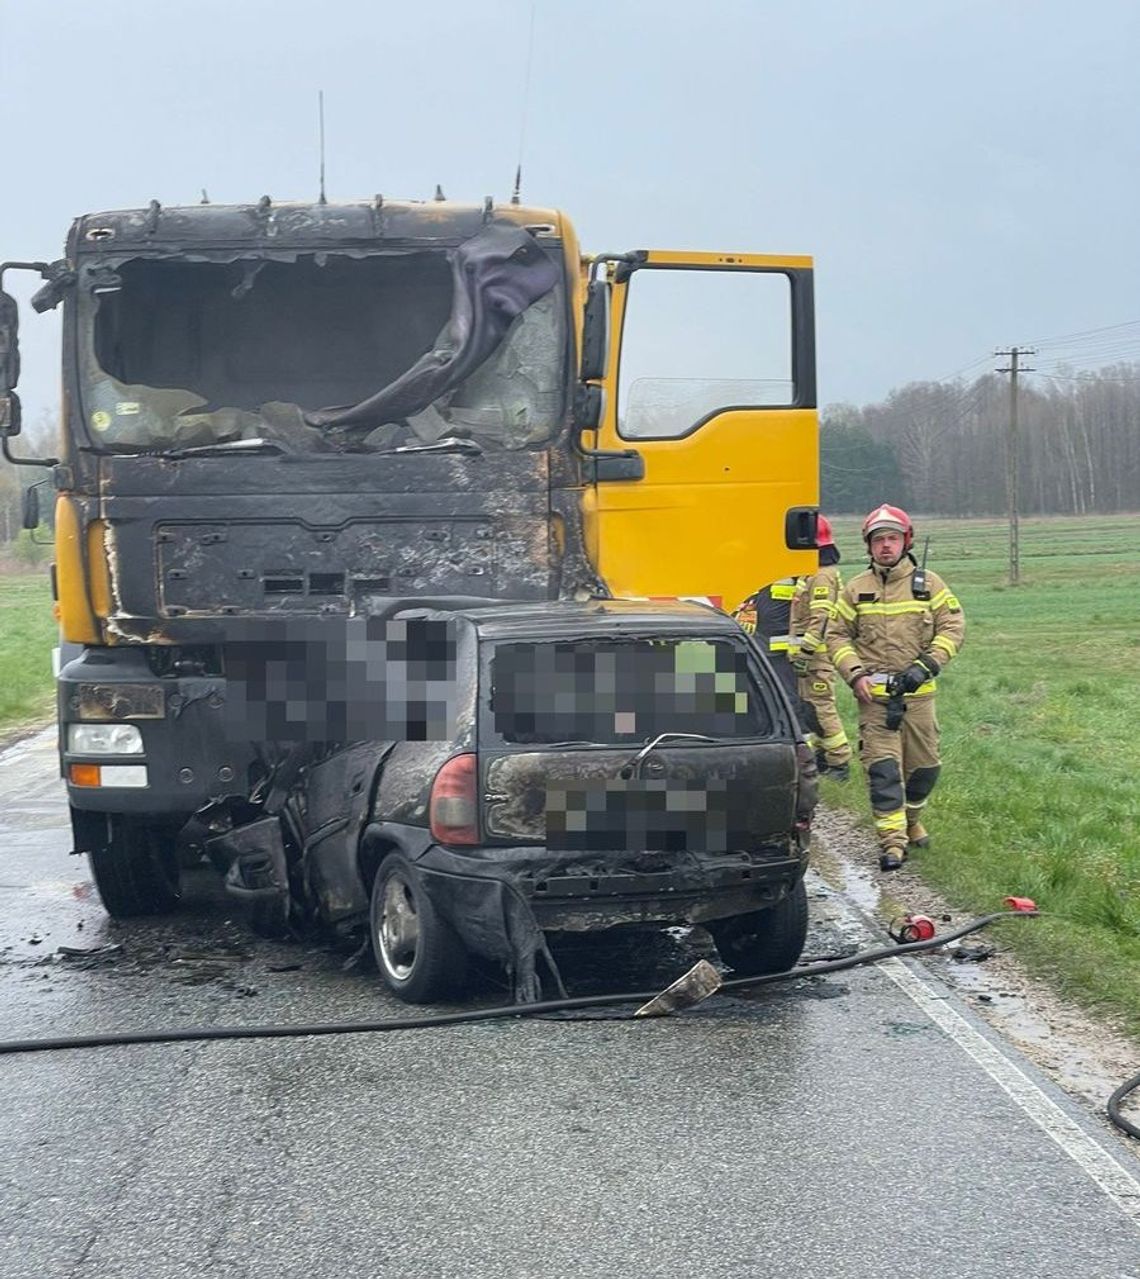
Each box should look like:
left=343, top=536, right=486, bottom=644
left=318, top=89, right=327, bottom=205
left=511, top=0, right=537, bottom=205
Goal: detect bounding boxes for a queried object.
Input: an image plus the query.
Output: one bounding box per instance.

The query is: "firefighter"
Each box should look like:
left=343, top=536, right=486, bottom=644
left=791, top=515, right=852, bottom=781
left=827, top=505, right=965, bottom=871
left=732, top=579, right=798, bottom=702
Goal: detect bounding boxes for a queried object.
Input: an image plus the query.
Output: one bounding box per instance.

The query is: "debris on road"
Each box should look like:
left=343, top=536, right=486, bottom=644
left=57, top=944, right=123, bottom=960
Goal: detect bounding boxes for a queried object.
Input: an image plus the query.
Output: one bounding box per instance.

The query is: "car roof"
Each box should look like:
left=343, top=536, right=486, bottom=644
left=395, top=597, right=742, bottom=641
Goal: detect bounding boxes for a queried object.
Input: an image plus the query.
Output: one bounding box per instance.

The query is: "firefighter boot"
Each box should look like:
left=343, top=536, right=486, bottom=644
left=879, top=845, right=907, bottom=872
left=906, top=808, right=930, bottom=849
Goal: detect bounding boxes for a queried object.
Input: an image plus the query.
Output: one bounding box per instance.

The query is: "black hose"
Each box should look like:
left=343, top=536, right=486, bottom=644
left=5, top=906, right=1133, bottom=1143
left=0, top=909, right=1034, bottom=1057
left=1107, top=1071, right=1140, bottom=1141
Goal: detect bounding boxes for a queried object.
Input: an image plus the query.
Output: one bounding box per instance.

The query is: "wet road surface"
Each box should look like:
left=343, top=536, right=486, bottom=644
left=2, top=729, right=1138, bottom=1278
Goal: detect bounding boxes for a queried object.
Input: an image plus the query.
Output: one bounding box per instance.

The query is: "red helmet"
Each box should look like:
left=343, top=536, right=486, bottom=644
left=815, top=514, right=834, bottom=548
left=862, top=504, right=914, bottom=550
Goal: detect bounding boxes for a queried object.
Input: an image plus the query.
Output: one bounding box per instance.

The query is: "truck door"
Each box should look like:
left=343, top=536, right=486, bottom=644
left=577, top=251, right=818, bottom=615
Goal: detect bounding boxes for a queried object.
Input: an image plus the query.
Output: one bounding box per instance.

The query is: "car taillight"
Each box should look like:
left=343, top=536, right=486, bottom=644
left=429, top=753, right=479, bottom=845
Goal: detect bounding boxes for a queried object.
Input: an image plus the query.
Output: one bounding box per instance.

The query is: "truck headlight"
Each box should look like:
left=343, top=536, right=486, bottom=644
left=67, top=723, right=144, bottom=755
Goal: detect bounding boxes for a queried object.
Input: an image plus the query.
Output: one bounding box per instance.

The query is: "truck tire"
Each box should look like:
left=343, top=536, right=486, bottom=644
left=370, top=852, right=468, bottom=1004
left=709, top=878, right=808, bottom=976
left=87, top=814, right=182, bottom=918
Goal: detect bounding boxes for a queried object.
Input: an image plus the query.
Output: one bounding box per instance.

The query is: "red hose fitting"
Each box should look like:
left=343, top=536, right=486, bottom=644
left=1003, top=896, right=1037, bottom=912
left=889, top=913, right=937, bottom=944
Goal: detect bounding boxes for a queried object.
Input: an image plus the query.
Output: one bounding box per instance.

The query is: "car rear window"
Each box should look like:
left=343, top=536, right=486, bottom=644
left=485, top=637, right=773, bottom=744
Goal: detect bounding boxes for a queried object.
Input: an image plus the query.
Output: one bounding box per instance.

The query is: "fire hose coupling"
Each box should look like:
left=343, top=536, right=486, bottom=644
left=888, top=913, right=937, bottom=944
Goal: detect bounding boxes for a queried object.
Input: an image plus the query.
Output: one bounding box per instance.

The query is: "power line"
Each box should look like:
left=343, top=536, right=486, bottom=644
left=1026, top=317, right=1140, bottom=350
left=1030, top=370, right=1140, bottom=384
left=927, top=352, right=995, bottom=385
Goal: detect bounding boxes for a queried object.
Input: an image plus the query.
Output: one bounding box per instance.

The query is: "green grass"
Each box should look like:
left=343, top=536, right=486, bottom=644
left=0, top=569, right=57, bottom=733
left=821, top=513, right=1140, bottom=1040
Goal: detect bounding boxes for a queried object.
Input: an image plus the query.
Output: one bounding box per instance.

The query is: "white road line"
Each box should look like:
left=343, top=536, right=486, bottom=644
left=878, top=955, right=1140, bottom=1229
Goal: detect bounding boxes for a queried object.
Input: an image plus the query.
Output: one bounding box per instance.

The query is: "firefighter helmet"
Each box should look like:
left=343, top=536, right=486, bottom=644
left=816, top=514, right=835, bottom=548
left=862, top=504, right=914, bottom=550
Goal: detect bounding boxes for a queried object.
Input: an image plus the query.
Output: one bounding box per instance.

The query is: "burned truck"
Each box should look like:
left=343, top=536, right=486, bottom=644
left=0, top=195, right=820, bottom=951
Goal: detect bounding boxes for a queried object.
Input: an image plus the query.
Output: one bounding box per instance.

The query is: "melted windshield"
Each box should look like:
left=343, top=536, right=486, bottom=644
left=77, top=226, right=567, bottom=455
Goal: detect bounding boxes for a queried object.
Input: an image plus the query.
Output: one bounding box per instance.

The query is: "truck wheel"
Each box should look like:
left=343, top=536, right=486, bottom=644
left=88, top=815, right=182, bottom=918
left=370, top=853, right=467, bottom=1003
left=709, top=878, right=808, bottom=976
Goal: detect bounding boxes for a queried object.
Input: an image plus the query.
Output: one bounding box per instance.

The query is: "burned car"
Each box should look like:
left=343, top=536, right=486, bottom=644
left=214, top=599, right=818, bottom=1003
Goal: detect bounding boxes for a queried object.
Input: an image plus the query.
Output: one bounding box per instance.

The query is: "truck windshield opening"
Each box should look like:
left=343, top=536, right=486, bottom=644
left=79, top=228, right=566, bottom=456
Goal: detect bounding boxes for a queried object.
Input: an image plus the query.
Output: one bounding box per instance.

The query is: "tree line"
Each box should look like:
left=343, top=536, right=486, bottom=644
left=821, top=365, right=1140, bottom=515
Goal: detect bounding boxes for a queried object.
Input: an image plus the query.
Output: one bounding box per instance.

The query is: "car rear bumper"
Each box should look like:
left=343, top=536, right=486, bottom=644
left=415, top=841, right=809, bottom=931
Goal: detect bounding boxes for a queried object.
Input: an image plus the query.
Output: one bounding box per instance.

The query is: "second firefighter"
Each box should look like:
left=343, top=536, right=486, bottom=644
left=791, top=515, right=852, bottom=781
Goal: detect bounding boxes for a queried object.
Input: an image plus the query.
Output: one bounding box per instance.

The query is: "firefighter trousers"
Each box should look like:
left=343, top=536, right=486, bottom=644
left=797, top=669, right=852, bottom=766
left=857, top=696, right=941, bottom=851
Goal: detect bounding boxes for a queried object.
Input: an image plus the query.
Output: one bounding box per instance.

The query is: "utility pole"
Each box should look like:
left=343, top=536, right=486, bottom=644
left=995, top=346, right=1035, bottom=585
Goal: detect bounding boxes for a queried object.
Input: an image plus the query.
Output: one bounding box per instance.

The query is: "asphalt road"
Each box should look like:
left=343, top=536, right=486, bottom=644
left=1, top=728, right=1138, bottom=1279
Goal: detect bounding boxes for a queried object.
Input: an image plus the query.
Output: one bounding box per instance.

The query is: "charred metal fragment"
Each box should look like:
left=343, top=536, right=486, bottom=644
left=417, top=864, right=566, bottom=1002
left=211, top=816, right=289, bottom=903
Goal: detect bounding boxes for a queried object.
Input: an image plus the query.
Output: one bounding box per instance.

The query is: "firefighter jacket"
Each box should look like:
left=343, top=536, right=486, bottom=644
left=791, top=564, right=842, bottom=673
left=733, top=579, right=797, bottom=653
left=733, top=579, right=798, bottom=699
left=827, top=557, right=964, bottom=699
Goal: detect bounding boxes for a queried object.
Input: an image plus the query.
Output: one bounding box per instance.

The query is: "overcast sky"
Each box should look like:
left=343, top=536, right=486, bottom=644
left=3, top=0, right=1140, bottom=425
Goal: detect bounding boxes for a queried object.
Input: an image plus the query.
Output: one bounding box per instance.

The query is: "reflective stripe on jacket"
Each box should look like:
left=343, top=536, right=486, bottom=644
left=791, top=564, right=842, bottom=668
left=734, top=579, right=798, bottom=655
left=827, top=558, right=965, bottom=693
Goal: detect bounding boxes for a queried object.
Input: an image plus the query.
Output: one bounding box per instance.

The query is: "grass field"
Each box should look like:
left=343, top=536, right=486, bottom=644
left=0, top=569, right=56, bottom=732
left=822, top=513, right=1140, bottom=1040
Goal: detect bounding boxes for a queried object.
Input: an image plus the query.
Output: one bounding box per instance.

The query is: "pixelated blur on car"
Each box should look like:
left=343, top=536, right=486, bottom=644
left=260, top=599, right=818, bottom=1003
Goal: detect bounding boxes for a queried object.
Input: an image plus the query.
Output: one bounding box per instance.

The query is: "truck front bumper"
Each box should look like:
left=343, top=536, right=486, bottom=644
left=59, top=648, right=255, bottom=815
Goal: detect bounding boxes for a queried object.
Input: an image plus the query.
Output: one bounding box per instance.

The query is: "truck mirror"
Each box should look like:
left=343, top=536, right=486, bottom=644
left=0, top=289, right=20, bottom=397
left=573, top=383, right=603, bottom=432
left=0, top=391, right=21, bottom=438
left=21, top=482, right=39, bottom=530
left=30, top=264, right=76, bottom=314
left=579, top=279, right=608, bottom=382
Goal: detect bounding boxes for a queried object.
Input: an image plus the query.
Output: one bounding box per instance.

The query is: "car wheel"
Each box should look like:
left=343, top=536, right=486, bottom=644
left=709, top=878, right=808, bottom=976
left=87, top=814, right=182, bottom=918
left=370, top=853, right=468, bottom=1003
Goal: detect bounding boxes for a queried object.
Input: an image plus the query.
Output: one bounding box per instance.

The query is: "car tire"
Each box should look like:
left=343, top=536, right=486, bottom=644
left=370, top=852, right=468, bottom=1003
left=87, top=814, right=182, bottom=918
left=709, top=878, right=808, bottom=976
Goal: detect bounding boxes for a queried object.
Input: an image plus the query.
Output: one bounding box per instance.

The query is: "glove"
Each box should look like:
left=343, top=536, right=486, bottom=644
left=896, top=656, right=940, bottom=695
left=792, top=654, right=809, bottom=676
